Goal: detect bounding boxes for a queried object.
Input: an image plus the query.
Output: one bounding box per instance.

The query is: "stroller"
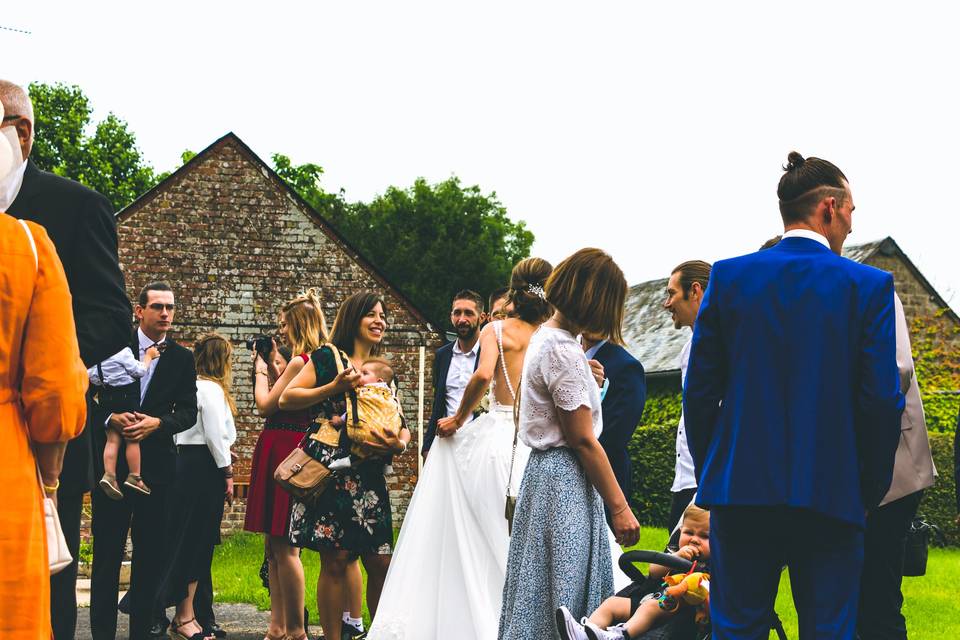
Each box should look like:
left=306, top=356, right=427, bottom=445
left=615, top=533, right=788, bottom=640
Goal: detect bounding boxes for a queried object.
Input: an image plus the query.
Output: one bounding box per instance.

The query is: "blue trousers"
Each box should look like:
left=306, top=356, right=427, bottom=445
left=710, top=506, right=864, bottom=639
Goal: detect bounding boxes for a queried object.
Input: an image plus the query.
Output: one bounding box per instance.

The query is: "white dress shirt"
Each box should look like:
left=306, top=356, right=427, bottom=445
left=88, top=347, right=149, bottom=386
left=781, top=228, right=830, bottom=249
left=445, top=338, right=479, bottom=423
left=672, top=338, right=698, bottom=492
left=175, top=379, right=237, bottom=469
left=136, top=328, right=164, bottom=403
left=104, top=329, right=165, bottom=425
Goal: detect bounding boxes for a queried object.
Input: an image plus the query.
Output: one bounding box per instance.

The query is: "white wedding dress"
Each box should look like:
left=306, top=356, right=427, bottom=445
left=368, top=322, right=530, bottom=640
left=367, top=322, right=630, bottom=640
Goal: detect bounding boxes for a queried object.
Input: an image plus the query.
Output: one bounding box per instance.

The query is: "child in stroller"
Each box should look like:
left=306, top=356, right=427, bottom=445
left=557, top=504, right=711, bottom=640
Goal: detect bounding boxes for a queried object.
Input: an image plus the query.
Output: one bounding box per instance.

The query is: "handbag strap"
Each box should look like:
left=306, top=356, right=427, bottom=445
left=19, top=220, right=49, bottom=496
left=506, top=372, right=521, bottom=498
left=325, top=343, right=359, bottom=424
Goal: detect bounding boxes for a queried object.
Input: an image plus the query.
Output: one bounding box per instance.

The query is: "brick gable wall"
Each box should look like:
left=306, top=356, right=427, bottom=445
left=115, top=136, right=444, bottom=531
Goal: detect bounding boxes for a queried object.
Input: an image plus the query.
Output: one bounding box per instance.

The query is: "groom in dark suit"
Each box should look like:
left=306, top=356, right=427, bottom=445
left=421, top=290, right=486, bottom=459
left=582, top=333, right=646, bottom=523
left=1, top=79, right=133, bottom=640
left=683, top=152, right=904, bottom=639
left=90, top=282, right=198, bottom=640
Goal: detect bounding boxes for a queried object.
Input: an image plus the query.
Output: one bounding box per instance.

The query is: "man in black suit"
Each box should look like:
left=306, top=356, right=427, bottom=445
left=421, top=290, right=486, bottom=460
left=582, top=333, right=647, bottom=523
left=1, top=80, right=133, bottom=640
left=90, top=282, right=198, bottom=640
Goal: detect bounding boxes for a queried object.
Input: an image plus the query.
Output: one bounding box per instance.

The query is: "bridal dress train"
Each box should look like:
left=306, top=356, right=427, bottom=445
left=368, top=322, right=529, bottom=640
left=367, top=320, right=630, bottom=640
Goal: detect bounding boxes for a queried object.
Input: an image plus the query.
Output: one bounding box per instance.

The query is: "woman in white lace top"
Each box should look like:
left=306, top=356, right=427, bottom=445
left=498, top=248, right=641, bottom=640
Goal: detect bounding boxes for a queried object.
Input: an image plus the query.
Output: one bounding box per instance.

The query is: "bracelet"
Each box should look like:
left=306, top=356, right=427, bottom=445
left=224, top=472, right=234, bottom=478
left=255, top=370, right=269, bottom=377
left=611, top=503, right=630, bottom=517
left=43, top=479, right=60, bottom=493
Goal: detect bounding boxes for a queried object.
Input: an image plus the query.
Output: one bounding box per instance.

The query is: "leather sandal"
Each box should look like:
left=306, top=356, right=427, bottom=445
left=169, top=617, right=213, bottom=640
left=124, top=473, right=152, bottom=495
left=99, top=473, right=124, bottom=500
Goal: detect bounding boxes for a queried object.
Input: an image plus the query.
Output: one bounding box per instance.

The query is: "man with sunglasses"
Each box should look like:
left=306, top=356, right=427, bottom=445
left=1, top=79, right=133, bottom=640
left=90, top=281, right=198, bottom=640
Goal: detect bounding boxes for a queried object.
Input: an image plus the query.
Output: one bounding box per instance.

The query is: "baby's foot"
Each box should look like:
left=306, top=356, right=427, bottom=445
left=99, top=473, right=124, bottom=500
left=328, top=456, right=353, bottom=471
left=123, top=473, right=151, bottom=495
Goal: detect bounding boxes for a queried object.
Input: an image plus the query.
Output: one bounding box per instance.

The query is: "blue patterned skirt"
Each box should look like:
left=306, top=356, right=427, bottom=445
left=498, top=447, right=613, bottom=640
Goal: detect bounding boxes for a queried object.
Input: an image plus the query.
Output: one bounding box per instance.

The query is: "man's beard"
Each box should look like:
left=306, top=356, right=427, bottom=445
left=456, top=323, right=478, bottom=340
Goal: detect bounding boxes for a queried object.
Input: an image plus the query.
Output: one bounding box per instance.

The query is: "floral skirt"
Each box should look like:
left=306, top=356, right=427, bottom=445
left=498, top=446, right=613, bottom=640
left=288, top=437, right=393, bottom=555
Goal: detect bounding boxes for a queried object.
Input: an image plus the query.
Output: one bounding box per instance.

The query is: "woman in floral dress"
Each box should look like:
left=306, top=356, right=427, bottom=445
left=280, top=291, right=411, bottom=640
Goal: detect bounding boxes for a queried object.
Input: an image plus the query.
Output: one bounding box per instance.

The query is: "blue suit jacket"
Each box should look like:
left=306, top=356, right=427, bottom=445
left=683, top=237, right=904, bottom=526
left=421, top=340, right=480, bottom=454
left=594, top=342, right=647, bottom=502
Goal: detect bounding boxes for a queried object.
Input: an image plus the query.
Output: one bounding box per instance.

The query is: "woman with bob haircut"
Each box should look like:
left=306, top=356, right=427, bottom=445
left=245, top=288, right=329, bottom=640
left=498, top=248, right=640, bottom=640
left=281, top=291, right=411, bottom=640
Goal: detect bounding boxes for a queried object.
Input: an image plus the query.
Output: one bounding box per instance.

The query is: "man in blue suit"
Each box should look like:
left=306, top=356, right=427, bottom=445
left=421, top=290, right=485, bottom=459
left=683, top=152, right=904, bottom=639
left=582, top=333, right=647, bottom=523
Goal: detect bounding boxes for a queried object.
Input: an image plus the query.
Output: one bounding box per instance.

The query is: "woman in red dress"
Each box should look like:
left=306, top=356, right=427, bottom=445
left=244, top=289, right=328, bottom=640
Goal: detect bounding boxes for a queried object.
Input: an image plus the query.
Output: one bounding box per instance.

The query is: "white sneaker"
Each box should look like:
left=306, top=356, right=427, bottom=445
left=555, top=606, right=590, bottom=640
left=583, top=620, right=627, bottom=640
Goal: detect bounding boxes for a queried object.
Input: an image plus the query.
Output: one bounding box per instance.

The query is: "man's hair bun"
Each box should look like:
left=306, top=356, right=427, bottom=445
left=784, top=151, right=805, bottom=172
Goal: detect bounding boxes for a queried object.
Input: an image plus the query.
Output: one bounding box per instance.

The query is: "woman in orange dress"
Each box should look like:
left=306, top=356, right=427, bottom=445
left=0, top=198, right=89, bottom=633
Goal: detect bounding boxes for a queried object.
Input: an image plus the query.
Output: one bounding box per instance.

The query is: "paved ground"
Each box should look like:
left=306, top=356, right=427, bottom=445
left=74, top=602, right=327, bottom=639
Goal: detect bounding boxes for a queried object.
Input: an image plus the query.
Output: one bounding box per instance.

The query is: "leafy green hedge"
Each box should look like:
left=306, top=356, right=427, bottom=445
left=628, top=424, right=959, bottom=546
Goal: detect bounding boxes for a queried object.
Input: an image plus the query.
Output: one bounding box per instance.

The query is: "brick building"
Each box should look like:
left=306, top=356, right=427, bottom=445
left=115, top=132, right=445, bottom=530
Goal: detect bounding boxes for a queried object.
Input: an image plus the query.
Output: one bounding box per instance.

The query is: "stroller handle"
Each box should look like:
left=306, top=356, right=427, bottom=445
left=618, top=550, right=695, bottom=583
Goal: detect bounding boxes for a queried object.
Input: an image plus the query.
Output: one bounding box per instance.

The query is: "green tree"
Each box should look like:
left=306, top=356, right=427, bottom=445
left=28, top=82, right=159, bottom=211
left=273, top=154, right=534, bottom=327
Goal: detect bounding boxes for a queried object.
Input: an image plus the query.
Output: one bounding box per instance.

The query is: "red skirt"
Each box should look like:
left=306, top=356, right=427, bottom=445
left=244, top=427, right=306, bottom=537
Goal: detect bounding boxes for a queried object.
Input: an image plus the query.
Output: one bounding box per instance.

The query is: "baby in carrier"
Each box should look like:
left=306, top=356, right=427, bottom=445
left=328, top=357, right=403, bottom=474
left=88, top=344, right=161, bottom=499
left=557, top=504, right=712, bottom=640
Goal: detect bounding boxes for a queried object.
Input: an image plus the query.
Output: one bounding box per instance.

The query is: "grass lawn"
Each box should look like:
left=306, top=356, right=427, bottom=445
left=213, top=528, right=960, bottom=637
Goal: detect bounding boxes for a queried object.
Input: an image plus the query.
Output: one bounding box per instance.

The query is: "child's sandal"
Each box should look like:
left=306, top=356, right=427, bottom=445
left=99, top=473, right=124, bottom=500
left=123, top=473, right=151, bottom=496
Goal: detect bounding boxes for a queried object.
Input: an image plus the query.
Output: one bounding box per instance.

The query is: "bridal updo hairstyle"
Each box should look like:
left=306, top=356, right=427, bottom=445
left=506, top=257, right=553, bottom=324
left=545, top=248, right=627, bottom=345
left=777, top=151, right=849, bottom=225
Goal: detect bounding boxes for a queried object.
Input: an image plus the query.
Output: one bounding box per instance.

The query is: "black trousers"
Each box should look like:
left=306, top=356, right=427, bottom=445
left=50, top=488, right=84, bottom=640
left=668, top=487, right=698, bottom=532
left=857, top=490, right=924, bottom=640
left=90, top=482, right=171, bottom=640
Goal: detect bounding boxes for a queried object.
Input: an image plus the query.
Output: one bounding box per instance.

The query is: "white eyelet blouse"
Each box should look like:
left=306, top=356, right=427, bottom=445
left=519, top=326, right=602, bottom=450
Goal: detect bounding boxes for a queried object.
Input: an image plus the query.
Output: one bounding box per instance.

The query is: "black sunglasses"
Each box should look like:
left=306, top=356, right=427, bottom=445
left=147, top=303, right=176, bottom=312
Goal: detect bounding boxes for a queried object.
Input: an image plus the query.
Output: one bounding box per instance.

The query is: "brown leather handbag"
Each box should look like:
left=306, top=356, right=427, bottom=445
left=273, top=344, right=350, bottom=501
left=273, top=444, right=333, bottom=502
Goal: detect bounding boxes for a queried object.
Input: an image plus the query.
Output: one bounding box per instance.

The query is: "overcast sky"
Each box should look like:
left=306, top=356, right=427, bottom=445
left=5, top=2, right=957, bottom=305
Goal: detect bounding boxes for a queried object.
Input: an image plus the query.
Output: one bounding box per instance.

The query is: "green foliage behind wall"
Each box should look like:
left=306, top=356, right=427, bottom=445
left=628, top=423, right=959, bottom=545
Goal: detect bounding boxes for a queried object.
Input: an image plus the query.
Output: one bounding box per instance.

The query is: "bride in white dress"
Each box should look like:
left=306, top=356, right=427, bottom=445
left=367, top=259, right=554, bottom=640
